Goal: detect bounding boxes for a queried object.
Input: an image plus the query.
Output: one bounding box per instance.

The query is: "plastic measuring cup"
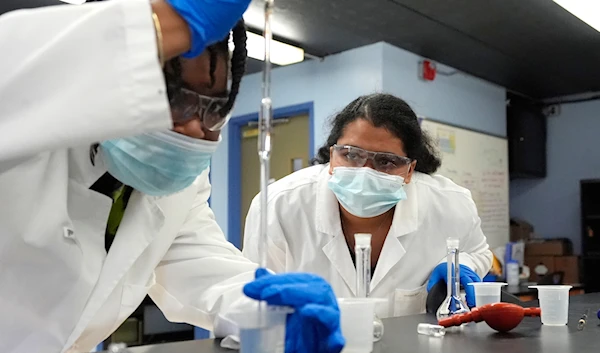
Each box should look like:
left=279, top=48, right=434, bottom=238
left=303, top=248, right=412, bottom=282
left=468, top=282, right=507, bottom=307
left=338, top=298, right=385, bottom=353
left=529, top=285, right=572, bottom=326
left=227, top=306, right=293, bottom=353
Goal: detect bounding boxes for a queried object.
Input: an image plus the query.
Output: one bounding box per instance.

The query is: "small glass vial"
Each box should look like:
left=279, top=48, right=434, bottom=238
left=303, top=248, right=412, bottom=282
left=417, top=323, right=446, bottom=337
left=354, top=233, right=384, bottom=341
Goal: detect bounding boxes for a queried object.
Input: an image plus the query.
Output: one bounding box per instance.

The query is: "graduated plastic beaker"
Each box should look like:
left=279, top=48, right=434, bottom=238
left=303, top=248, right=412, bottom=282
left=227, top=306, right=292, bottom=353
left=468, top=282, right=507, bottom=307
left=529, top=285, right=572, bottom=325
left=338, top=298, right=385, bottom=353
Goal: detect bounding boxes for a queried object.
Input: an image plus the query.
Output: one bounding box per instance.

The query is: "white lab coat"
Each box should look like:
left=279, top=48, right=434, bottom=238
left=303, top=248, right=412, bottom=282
left=0, top=2, right=255, bottom=352
left=243, top=165, right=493, bottom=318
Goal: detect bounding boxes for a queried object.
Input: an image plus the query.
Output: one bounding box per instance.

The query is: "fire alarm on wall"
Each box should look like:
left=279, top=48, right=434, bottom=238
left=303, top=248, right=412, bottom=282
left=419, top=60, right=437, bottom=81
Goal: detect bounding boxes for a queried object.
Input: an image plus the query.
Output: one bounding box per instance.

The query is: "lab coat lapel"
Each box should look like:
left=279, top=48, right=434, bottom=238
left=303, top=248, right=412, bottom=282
left=99, top=185, right=198, bottom=293
left=64, top=191, right=165, bottom=350
left=102, top=191, right=165, bottom=274
left=316, top=166, right=357, bottom=295
left=322, top=235, right=357, bottom=296
left=370, top=182, right=418, bottom=291
left=68, top=145, right=111, bottom=188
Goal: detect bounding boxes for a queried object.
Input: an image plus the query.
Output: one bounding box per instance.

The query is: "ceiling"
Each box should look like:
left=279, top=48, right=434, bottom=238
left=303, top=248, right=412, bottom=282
left=242, top=0, right=600, bottom=99
left=3, top=0, right=598, bottom=99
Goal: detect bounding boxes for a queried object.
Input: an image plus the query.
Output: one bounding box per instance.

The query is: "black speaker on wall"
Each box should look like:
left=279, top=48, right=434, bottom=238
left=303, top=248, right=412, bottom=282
left=507, top=94, right=547, bottom=179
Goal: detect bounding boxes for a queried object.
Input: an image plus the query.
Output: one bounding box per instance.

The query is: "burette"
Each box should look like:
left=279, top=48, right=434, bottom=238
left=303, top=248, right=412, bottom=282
left=257, top=0, right=274, bottom=271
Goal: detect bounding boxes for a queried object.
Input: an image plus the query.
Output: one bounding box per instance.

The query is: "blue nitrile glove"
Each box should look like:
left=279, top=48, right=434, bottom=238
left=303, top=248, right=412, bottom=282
left=426, top=263, right=481, bottom=308
left=243, top=268, right=345, bottom=353
left=165, top=0, right=251, bottom=58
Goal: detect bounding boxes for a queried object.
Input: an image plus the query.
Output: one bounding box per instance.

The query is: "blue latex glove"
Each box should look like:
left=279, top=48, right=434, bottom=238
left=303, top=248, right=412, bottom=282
left=243, top=268, right=345, bottom=353
left=165, top=0, right=251, bottom=58
left=426, top=263, right=481, bottom=308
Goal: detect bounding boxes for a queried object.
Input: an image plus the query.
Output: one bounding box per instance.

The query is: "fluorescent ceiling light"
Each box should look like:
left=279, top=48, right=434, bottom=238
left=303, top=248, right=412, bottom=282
left=230, top=31, right=304, bottom=66
left=553, top=0, right=600, bottom=32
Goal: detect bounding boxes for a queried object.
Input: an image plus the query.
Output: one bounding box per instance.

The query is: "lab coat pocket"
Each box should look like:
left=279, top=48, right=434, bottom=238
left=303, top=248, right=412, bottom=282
left=393, top=285, right=427, bottom=316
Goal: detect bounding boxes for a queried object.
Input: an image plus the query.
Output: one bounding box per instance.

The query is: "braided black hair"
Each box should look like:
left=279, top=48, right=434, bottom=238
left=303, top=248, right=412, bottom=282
left=90, top=21, right=247, bottom=166
left=164, top=20, right=247, bottom=117
left=312, top=93, right=442, bottom=174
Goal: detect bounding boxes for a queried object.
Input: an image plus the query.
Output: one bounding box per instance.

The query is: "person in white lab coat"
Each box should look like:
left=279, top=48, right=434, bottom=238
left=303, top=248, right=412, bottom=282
left=0, top=1, right=343, bottom=353
left=243, top=93, right=493, bottom=318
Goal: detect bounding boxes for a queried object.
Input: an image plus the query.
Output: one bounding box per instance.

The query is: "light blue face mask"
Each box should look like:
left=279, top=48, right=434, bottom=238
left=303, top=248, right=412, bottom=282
left=100, top=130, right=219, bottom=196
left=327, top=166, right=408, bottom=218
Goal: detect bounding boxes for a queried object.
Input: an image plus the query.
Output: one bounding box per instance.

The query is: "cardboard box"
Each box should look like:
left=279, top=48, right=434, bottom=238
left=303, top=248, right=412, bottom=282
left=555, top=256, right=580, bottom=284
left=524, top=255, right=580, bottom=284
left=510, top=219, right=533, bottom=242
left=525, top=256, right=555, bottom=278
left=525, top=240, right=571, bottom=256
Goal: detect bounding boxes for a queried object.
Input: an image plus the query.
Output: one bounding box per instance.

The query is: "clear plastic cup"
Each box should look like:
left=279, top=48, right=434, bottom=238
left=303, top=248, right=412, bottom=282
left=227, top=306, right=293, bottom=353
left=529, top=285, right=572, bottom=326
left=468, top=282, right=507, bottom=307
left=338, top=298, right=385, bottom=353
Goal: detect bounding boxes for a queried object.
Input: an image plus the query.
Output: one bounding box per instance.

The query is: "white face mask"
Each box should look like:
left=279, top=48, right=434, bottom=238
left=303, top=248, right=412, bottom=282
left=327, top=167, right=408, bottom=218
left=101, top=131, right=219, bottom=196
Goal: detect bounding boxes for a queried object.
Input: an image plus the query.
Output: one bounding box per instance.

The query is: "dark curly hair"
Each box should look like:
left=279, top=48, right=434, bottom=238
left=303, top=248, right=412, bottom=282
left=313, top=93, right=441, bottom=174
left=163, top=19, right=247, bottom=117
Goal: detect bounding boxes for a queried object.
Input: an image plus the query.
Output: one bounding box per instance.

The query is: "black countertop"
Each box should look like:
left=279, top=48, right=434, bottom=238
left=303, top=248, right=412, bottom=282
left=373, top=292, right=600, bottom=353
left=111, top=293, right=600, bottom=353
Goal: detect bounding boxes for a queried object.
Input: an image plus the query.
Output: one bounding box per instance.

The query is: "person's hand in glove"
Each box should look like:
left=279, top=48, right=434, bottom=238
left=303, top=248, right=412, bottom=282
left=426, top=264, right=481, bottom=308
left=164, top=0, right=251, bottom=58
left=243, top=268, right=345, bottom=353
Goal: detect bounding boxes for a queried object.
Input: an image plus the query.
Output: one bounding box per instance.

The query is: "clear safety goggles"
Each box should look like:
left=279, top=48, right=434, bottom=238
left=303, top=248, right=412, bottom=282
left=332, top=144, right=413, bottom=174
left=170, top=88, right=230, bottom=132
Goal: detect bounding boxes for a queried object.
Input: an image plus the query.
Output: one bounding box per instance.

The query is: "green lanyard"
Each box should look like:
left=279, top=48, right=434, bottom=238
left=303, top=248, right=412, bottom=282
left=106, top=185, right=129, bottom=245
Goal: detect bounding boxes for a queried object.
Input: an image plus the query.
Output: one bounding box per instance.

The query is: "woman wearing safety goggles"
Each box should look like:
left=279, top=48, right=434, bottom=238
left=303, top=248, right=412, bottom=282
left=243, top=93, right=493, bottom=319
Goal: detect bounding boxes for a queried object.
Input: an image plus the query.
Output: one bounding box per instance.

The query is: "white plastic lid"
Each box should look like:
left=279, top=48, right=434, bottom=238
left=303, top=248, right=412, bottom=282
left=446, top=238, right=459, bottom=248
left=354, top=233, right=372, bottom=247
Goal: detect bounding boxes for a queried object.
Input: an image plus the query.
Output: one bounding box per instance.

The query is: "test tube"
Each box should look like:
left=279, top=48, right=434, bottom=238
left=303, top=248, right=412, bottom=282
left=354, top=233, right=384, bottom=341
left=354, top=233, right=371, bottom=298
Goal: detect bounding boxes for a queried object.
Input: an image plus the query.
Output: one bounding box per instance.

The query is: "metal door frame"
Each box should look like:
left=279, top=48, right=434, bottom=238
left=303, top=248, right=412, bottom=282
left=227, top=102, right=315, bottom=249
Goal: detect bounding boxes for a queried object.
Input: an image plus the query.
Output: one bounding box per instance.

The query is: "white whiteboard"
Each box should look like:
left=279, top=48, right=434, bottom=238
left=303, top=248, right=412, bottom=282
left=420, top=118, right=509, bottom=249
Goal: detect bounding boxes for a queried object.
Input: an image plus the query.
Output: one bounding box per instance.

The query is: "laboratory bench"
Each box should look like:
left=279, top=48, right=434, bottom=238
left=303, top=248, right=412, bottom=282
left=104, top=292, right=600, bottom=353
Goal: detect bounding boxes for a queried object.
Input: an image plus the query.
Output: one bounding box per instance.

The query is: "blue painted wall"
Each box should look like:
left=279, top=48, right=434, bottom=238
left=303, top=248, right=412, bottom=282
left=510, top=100, right=600, bottom=254
left=210, top=42, right=507, bottom=239
left=381, top=43, right=506, bottom=137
